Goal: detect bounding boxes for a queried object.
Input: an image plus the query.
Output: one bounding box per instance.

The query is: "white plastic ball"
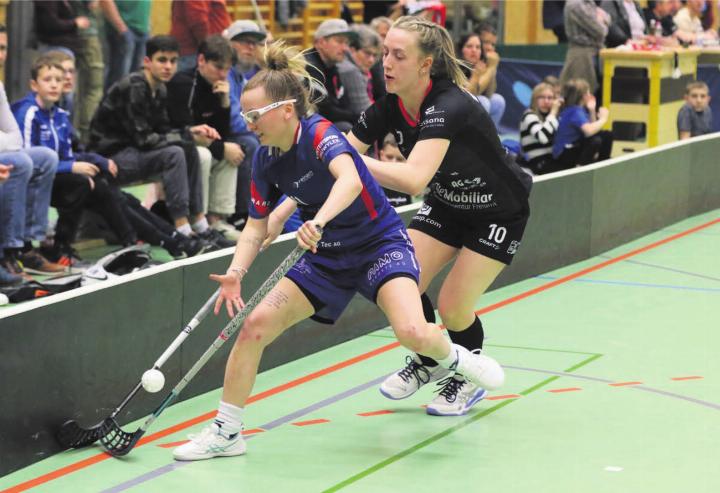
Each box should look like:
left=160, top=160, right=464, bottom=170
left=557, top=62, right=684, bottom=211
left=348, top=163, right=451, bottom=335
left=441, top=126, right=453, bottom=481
left=141, top=369, right=165, bottom=393
left=0, top=293, right=8, bottom=306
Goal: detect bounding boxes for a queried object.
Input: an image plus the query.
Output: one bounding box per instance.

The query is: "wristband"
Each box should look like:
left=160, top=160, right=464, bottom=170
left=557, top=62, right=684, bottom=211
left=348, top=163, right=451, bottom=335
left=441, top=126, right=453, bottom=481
left=228, top=266, right=248, bottom=279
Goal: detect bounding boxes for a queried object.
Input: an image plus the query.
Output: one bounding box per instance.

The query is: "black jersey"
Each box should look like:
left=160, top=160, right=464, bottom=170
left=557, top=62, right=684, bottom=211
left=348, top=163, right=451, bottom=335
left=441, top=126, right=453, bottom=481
left=352, top=78, right=530, bottom=220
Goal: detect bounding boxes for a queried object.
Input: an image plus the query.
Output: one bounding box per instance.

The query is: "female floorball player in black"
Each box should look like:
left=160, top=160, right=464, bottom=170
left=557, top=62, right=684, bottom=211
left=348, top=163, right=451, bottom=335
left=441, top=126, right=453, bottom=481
left=346, top=16, right=532, bottom=416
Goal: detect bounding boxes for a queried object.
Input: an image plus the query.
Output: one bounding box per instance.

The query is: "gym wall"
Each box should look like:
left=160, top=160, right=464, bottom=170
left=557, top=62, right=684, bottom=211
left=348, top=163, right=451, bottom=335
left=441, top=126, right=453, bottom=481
left=1, top=134, right=718, bottom=476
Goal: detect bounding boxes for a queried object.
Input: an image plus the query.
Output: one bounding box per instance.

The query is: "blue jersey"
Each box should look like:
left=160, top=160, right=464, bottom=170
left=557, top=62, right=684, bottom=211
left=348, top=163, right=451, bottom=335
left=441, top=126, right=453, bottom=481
left=552, top=105, right=590, bottom=158
left=249, top=114, right=403, bottom=250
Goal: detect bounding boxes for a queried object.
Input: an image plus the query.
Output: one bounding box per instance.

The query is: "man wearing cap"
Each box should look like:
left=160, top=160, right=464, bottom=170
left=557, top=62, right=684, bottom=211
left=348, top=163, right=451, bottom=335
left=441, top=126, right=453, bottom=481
left=166, top=34, right=241, bottom=242
left=305, top=19, right=359, bottom=132
left=224, top=20, right=265, bottom=231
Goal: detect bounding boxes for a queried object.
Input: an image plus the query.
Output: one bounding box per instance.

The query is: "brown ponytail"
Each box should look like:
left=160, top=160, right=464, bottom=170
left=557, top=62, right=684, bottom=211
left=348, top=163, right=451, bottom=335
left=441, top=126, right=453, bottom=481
left=392, top=16, right=468, bottom=87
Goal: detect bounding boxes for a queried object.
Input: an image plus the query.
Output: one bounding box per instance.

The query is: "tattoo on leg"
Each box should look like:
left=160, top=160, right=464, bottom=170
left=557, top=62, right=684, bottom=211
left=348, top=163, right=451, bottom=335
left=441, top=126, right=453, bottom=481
left=264, top=290, right=288, bottom=309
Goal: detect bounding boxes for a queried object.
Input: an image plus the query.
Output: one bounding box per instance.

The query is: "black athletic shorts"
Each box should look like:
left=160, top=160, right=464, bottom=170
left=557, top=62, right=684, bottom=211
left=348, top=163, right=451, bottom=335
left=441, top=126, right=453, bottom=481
left=408, top=199, right=529, bottom=265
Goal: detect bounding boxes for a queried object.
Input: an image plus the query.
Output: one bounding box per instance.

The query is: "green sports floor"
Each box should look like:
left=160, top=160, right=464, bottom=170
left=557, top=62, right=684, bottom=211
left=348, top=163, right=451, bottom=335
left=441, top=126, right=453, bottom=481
left=2, top=210, right=718, bottom=493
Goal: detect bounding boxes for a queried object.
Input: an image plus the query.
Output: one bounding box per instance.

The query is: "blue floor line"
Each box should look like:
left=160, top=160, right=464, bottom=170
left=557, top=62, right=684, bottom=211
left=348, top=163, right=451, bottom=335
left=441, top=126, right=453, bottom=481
left=535, top=275, right=720, bottom=292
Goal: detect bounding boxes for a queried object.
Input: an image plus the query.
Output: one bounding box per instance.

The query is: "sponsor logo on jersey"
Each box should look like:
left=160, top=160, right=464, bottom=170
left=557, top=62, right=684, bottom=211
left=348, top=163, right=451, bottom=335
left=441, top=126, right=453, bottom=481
left=433, top=184, right=493, bottom=204
left=418, top=204, right=432, bottom=216
left=478, top=237, right=500, bottom=250
left=367, top=251, right=405, bottom=281
left=413, top=215, right=442, bottom=229
left=315, top=134, right=341, bottom=160
left=420, top=117, right=445, bottom=127
left=450, top=177, right=486, bottom=189
left=507, top=240, right=521, bottom=255
left=425, top=105, right=444, bottom=115
left=358, top=111, right=367, bottom=129
left=293, top=171, right=314, bottom=188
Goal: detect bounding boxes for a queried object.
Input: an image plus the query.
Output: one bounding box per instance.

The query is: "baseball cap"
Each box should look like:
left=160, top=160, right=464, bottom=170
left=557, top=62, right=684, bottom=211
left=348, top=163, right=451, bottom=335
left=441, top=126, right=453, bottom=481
left=223, top=20, right=267, bottom=42
left=313, top=19, right=358, bottom=41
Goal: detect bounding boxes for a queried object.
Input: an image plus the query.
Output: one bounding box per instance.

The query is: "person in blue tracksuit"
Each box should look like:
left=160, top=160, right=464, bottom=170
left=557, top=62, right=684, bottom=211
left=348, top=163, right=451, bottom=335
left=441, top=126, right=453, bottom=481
left=12, top=55, right=135, bottom=259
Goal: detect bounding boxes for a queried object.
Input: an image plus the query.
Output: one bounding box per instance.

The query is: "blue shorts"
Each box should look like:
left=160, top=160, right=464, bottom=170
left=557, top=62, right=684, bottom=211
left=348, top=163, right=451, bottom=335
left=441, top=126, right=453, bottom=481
left=285, top=227, right=420, bottom=324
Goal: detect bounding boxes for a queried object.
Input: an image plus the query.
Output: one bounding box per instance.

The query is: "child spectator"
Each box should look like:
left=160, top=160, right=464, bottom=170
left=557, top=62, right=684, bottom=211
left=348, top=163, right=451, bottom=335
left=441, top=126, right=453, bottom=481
left=543, top=75, right=563, bottom=99
left=12, top=55, right=136, bottom=264
left=378, top=133, right=412, bottom=207
left=520, top=82, right=562, bottom=175
left=552, top=78, right=613, bottom=169
left=677, top=81, right=713, bottom=139
left=44, top=51, right=205, bottom=260
left=0, top=25, right=60, bottom=279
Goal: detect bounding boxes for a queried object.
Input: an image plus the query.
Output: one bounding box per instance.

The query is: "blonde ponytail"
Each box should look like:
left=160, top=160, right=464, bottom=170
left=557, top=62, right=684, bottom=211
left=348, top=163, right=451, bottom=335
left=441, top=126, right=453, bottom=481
left=246, top=40, right=321, bottom=117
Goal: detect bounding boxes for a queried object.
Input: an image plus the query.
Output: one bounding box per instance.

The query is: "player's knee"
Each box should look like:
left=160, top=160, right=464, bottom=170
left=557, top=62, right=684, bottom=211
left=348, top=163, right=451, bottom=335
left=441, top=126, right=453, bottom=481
left=237, top=310, right=273, bottom=346
left=437, top=301, right=468, bottom=330
left=395, top=322, right=433, bottom=354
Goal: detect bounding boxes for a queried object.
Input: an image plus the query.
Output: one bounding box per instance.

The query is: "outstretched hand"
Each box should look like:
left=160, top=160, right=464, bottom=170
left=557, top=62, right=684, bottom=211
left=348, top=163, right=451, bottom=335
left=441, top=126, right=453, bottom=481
left=209, top=272, right=245, bottom=318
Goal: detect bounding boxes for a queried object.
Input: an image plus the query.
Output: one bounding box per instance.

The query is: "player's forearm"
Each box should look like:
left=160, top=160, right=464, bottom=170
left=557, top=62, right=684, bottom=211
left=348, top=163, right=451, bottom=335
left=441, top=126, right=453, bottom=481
left=364, top=155, right=424, bottom=196
left=272, top=199, right=298, bottom=223
left=227, top=218, right=266, bottom=274
left=314, top=173, right=363, bottom=228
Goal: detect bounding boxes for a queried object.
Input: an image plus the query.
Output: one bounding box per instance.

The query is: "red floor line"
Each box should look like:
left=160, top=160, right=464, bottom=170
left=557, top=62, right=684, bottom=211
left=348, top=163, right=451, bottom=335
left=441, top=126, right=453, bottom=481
left=548, top=387, right=583, bottom=393
left=485, top=394, right=522, bottom=401
left=671, top=376, right=703, bottom=381
left=357, top=410, right=395, bottom=417
left=5, top=216, right=718, bottom=493
left=609, top=381, right=643, bottom=387
left=292, top=419, right=330, bottom=427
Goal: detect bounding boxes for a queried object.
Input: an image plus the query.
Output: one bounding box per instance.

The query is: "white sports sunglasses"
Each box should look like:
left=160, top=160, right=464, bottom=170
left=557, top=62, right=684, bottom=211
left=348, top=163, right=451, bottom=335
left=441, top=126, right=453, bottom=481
left=240, top=99, right=297, bottom=124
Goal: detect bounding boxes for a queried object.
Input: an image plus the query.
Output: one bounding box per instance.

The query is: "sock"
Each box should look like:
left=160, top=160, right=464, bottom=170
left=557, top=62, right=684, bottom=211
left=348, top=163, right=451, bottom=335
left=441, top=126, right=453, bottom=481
left=448, top=317, right=485, bottom=351
left=192, top=217, right=209, bottom=234
left=176, top=223, right=192, bottom=236
left=436, top=343, right=460, bottom=371
left=214, top=400, right=244, bottom=438
left=417, top=293, right=439, bottom=367
left=421, top=292, right=436, bottom=324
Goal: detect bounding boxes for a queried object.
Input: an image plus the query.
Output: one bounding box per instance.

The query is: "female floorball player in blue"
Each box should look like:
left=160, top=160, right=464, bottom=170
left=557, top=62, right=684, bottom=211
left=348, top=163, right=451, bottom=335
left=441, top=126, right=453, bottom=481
left=173, top=42, right=504, bottom=461
left=345, top=17, right=533, bottom=417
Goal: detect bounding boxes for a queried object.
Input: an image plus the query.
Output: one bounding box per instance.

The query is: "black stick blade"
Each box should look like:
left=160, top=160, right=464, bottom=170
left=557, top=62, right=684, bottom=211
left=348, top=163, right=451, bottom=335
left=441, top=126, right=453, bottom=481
left=99, top=418, right=145, bottom=457
left=56, top=419, right=113, bottom=449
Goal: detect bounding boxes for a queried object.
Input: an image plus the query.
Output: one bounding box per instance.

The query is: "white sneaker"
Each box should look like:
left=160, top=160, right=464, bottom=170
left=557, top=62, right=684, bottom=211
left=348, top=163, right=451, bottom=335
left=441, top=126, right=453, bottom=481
left=173, top=424, right=246, bottom=461
left=454, top=347, right=505, bottom=390
left=426, top=376, right=487, bottom=416
left=380, top=354, right=451, bottom=400
left=210, top=220, right=241, bottom=241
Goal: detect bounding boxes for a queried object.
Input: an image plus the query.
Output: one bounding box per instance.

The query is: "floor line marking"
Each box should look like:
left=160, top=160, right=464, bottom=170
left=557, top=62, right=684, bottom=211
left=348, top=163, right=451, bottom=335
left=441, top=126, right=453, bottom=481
left=485, top=394, right=522, bottom=401
left=357, top=410, right=394, bottom=417
left=547, top=387, right=583, bottom=393
left=535, top=275, right=720, bottom=293
left=6, top=216, right=717, bottom=493
left=609, top=381, right=643, bottom=387
left=292, top=419, right=330, bottom=427
left=505, top=366, right=720, bottom=411
left=671, top=376, right=703, bottom=381
left=614, top=258, right=720, bottom=282
left=100, top=375, right=391, bottom=493
left=115, top=365, right=718, bottom=493
left=321, top=354, right=602, bottom=492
